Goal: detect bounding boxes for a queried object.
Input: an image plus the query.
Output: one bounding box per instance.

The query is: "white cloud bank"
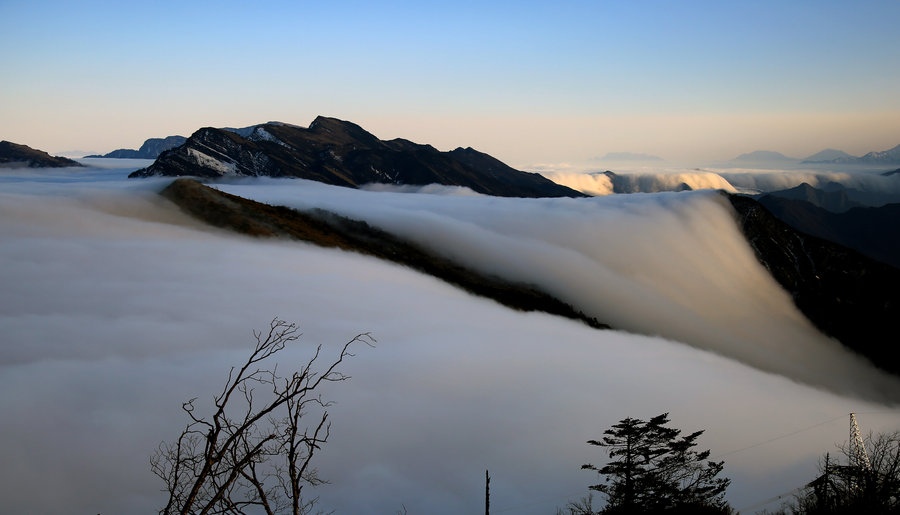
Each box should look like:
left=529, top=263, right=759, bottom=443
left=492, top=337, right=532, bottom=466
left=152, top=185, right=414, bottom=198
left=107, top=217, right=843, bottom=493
left=540, top=170, right=737, bottom=195
left=538, top=166, right=900, bottom=199
left=0, top=165, right=898, bottom=514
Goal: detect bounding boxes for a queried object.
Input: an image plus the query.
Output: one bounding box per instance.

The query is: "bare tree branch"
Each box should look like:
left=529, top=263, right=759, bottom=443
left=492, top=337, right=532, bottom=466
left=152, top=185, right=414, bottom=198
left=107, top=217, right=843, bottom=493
left=152, top=318, right=373, bottom=515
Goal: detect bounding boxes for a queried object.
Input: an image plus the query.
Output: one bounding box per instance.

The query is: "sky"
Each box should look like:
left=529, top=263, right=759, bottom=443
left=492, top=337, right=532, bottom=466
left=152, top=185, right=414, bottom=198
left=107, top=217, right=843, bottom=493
left=1, top=0, right=899, bottom=166
left=1, top=164, right=899, bottom=514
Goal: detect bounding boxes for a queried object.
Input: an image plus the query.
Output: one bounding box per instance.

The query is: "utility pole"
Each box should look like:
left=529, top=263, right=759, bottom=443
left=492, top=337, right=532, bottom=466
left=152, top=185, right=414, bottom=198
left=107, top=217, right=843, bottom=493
left=485, top=470, right=490, bottom=515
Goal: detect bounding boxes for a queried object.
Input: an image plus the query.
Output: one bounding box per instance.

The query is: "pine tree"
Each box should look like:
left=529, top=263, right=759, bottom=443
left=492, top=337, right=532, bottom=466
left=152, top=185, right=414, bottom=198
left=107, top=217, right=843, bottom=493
left=581, top=413, right=730, bottom=514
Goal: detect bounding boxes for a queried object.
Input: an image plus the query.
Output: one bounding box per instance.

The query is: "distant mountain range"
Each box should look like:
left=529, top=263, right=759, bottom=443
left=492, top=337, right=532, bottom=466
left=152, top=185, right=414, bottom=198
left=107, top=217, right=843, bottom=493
left=801, top=148, right=854, bottom=162
left=830, top=143, right=900, bottom=165
left=595, top=152, right=663, bottom=161
left=732, top=144, right=900, bottom=165
left=759, top=182, right=860, bottom=213
left=0, top=141, right=82, bottom=168
left=130, top=116, right=585, bottom=198
left=733, top=150, right=797, bottom=163
left=85, top=135, right=187, bottom=159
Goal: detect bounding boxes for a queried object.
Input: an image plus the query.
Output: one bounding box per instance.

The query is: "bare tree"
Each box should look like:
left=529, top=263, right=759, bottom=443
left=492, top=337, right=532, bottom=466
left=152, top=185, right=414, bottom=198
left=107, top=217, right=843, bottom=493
left=151, top=318, right=374, bottom=515
left=557, top=493, right=598, bottom=515
left=786, top=430, right=900, bottom=514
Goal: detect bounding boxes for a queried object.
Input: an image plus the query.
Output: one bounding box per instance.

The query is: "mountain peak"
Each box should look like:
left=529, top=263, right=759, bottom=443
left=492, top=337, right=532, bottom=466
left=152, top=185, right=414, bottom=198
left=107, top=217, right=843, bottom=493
left=802, top=148, right=854, bottom=163
left=129, top=117, right=585, bottom=198
left=733, top=150, right=796, bottom=162
left=306, top=116, right=382, bottom=147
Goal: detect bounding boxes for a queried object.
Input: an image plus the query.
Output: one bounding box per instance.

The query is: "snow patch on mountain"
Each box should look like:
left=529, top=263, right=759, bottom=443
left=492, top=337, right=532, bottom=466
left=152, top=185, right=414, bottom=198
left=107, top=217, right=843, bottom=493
left=248, top=127, right=292, bottom=149
left=187, top=148, right=238, bottom=176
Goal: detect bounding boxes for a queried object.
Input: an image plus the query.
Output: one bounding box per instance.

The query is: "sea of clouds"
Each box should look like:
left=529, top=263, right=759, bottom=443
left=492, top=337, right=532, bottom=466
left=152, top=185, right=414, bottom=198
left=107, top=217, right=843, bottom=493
left=541, top=165, right=900, bottom=199
left=1, top=164, right=898, bottom=514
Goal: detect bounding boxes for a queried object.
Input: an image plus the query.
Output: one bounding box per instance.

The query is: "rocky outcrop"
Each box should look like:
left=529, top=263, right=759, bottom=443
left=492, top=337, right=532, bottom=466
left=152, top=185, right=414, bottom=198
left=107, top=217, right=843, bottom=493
left=132, top=116, right=585, bottom=198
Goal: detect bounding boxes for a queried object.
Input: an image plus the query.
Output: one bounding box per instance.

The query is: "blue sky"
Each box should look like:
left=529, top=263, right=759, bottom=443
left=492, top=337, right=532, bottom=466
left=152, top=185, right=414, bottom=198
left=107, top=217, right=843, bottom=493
left=1, top=0, right=899, bottom=165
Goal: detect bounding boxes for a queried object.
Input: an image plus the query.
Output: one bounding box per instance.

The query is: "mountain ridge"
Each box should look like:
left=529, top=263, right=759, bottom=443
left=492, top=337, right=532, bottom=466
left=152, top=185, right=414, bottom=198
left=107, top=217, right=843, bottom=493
left=756, top=193, right=900, bottom=269
left=86, top=135, right=187, bottom=159
left=803, top=143, right=900, bottom=165
left=131, top=116, right=585, bottom=198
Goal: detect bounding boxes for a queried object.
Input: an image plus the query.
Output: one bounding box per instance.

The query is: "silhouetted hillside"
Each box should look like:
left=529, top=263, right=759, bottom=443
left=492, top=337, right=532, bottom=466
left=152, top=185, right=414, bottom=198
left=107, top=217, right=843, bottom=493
left=133, top=117, right=585, bottom=198
left=0, top=141, right=83, bottom=168
left=757, top=195, right=900, bottom=269
left=761, top=182, right=859, bottom=213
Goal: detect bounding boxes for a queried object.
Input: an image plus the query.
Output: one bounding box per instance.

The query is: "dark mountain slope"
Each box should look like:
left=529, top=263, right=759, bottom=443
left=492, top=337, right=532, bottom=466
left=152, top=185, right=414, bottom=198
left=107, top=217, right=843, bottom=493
left=761, top=182, right=859, bottom=213
left=728, top=194, right=900, bottom=375
left=757, top=195, right=900, bottom=269
left=160, top=178, right=606, bottom=329
left=132, top=116, right=584, bottom=198
left=0, top=141, right=83, bottom=168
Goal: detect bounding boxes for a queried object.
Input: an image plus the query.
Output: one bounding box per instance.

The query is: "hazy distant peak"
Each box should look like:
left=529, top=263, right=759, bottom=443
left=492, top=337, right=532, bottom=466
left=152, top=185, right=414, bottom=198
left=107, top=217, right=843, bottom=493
left=800, top=143, right=900, bottom=165
left=595, top=151, right=663, bottom=161
left=802, top=148, right=854, bottom=162
left=859, top=143, right=900, bottom=162
left=733, top=150, right=796, bottom=162
left=85, top=135, right=186, bottom=159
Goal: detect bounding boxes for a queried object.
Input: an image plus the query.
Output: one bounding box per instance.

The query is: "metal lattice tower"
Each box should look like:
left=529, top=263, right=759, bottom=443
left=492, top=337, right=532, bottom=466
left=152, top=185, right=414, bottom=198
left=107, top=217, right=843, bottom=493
left=849, top=413, right=871, bottom=471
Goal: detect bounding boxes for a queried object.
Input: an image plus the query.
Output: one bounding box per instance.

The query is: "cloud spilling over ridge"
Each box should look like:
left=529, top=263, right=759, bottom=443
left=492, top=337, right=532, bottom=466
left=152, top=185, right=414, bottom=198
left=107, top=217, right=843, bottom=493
left=540, top=170, right=737, bottom=195
left=1, top=167, right=898, bottom=515
left=716, top=168, right=900, bottom=194
left=216, top=178, right=899, bottom=400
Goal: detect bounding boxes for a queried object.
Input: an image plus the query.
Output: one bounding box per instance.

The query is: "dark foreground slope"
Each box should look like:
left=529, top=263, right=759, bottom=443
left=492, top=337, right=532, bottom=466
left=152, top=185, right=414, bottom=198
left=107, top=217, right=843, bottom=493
left=0, top=141, right=83, bottom=168
left=133, top=117, right=584, bottom=198
left=728, top=194, right=900, bottom=375
left=161, top=178, right=606, bottom=329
